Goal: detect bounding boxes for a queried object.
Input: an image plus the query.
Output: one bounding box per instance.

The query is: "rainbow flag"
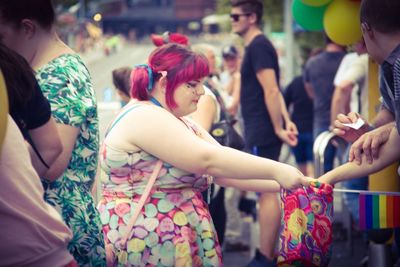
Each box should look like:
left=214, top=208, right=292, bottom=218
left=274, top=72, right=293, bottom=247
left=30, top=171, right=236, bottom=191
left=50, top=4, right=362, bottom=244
left=359, top=193, right=400, bottom=229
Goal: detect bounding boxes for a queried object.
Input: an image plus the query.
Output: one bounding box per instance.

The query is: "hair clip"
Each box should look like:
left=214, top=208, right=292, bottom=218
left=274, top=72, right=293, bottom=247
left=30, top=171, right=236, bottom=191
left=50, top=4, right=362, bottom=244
left=135, top=64, right=154, bottom=92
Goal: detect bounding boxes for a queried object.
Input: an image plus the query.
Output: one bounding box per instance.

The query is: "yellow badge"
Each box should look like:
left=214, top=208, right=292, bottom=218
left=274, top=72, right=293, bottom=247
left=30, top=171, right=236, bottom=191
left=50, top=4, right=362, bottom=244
left=212, top=128, right=224, bottom=137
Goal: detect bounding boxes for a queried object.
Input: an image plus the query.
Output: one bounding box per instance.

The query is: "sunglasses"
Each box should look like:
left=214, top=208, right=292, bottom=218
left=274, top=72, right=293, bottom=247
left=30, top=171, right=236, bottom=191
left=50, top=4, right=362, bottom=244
left=230, top=13, right=251, bottom=22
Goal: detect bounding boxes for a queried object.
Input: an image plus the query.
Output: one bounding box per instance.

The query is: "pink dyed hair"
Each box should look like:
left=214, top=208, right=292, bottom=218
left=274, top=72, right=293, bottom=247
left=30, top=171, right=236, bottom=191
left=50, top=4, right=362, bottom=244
left=130, top=43, right=209, bottom=108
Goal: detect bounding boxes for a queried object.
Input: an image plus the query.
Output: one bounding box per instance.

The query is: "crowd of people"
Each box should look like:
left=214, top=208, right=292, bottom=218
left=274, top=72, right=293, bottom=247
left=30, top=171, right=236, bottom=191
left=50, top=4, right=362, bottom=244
left=1, top=0, right=400, bottom=266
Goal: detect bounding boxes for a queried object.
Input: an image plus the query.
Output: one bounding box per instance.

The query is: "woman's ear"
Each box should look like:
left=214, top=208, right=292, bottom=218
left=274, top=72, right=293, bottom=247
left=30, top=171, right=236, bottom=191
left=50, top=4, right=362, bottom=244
left=20, top=19, right=36, bottom=40
left=158, top=71, right=168, bottom=93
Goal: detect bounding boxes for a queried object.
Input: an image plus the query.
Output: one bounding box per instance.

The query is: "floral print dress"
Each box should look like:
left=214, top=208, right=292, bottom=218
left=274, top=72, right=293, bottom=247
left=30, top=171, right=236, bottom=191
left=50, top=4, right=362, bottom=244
left=98, top=106, right=223, bottom=267
left=36, top=54, right=106, bottom=266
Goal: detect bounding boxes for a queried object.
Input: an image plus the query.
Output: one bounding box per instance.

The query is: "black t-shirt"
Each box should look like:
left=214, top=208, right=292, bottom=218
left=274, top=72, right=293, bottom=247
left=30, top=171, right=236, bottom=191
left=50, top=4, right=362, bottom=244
left=240, top=34, right=281, bottom=147
left=10, top=81, right=51, bottom=139
left=283, top=76, right=313, bottom=133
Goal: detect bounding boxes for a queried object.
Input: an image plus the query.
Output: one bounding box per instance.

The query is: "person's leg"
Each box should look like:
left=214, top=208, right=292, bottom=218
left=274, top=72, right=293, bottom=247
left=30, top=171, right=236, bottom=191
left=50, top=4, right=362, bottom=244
left=323, top=144, right=336, bottom=173
left=292, top=132, right=308, bottom=175
left=342, top=178, right=368, bottom=222
left=224, top=187, right=249, bottom=251
left=258, top=191, right=280, bottom=259
left=247, top=144, right=281, bottom=266
left=208, top=187, right=227, bottom=245
left=342, top=145, right=368, bottom=224
left=304, top=132, right=314, bottom=177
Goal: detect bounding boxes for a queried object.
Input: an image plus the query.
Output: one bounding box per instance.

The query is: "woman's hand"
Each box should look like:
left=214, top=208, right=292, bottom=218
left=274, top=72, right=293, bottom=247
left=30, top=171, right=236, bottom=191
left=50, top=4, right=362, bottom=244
left=275, top=165, right=314, bottom=190
left=317, top=175, right=333, bottom=185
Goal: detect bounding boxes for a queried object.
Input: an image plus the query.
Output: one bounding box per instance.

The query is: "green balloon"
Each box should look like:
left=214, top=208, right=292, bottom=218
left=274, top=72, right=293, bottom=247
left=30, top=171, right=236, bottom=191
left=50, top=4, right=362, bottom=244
left=302, top=0, right=332, bottom=7
left=292, top=0, right=328, bottom=31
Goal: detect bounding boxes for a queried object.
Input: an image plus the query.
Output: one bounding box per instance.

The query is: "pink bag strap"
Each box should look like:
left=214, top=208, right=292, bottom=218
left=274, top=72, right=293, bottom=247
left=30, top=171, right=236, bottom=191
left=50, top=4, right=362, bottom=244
left=117, top=160, right=163, bottom=248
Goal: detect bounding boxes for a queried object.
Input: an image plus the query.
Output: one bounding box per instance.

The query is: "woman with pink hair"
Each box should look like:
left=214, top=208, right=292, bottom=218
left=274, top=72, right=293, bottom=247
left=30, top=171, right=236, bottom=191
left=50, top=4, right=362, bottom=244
left=98, top=43, right=311, bottom=266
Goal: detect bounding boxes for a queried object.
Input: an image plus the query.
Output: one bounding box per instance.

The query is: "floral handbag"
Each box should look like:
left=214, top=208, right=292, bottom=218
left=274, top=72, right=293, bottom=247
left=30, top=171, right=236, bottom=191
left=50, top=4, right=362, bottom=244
left=278, top=181, right=334, bottom=267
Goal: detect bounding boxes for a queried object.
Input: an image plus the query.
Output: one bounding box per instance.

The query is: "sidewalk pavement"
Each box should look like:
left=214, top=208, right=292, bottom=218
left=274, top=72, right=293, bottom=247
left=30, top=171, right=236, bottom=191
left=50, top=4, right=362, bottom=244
left=79, top=47, right=105, bottom=65
left=222, top=234, right=367, bottom=267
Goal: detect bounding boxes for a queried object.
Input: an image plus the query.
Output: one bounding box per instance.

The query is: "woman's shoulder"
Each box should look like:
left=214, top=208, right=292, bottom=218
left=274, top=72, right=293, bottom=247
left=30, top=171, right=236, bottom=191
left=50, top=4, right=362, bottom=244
left=37, top=54, right=89, bottom=79
left=106, top=102, right=172, bottom=133
left=36, top=54, right=92, bottom=94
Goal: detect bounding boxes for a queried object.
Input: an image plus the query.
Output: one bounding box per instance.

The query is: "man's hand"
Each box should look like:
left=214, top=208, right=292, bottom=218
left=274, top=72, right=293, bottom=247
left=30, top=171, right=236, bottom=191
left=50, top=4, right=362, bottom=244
left=227, top=104, right=238, bottom=116
left=349, top=123, right=395, bottom=164
left=286, top=120, right=299, bottom=136
left=333, top=112, right=370, bottom=143
left=276, top=128, right=298, bottom=147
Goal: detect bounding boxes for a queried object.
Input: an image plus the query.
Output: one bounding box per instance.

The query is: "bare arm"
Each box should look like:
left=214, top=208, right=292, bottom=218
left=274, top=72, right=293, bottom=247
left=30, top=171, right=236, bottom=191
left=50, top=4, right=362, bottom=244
left=227, top=72, right=241, bottom=116
left=330, top=81, right=354, bottom=126
left=183, top=121, right=285, bottom=192
left=257, top=69, right=283, bottom=133
left=279, top=92, right=291, bottom=123
left=279, top=93, right=298, bottom=136
left=27, top=117, right=63, bottom=177
left=372, top=106, right=395, bottom=128
left=43, top=124, right=79, bottom=181
left=320, top=128, right=400, bottom=184
left=304, top=82, right=314, bottom=99
left=105, top=105, right=311, bottom=190
left=215, top=177, right=280, bottom=193
left=190, top=94, right=217, bottom=132
left=257, top=69, right=297, bottom=146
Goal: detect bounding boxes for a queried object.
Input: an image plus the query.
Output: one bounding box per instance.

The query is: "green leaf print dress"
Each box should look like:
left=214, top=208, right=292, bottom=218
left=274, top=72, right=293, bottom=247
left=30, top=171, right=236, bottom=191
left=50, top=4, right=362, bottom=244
left=36, top=54, right=106, bottom=267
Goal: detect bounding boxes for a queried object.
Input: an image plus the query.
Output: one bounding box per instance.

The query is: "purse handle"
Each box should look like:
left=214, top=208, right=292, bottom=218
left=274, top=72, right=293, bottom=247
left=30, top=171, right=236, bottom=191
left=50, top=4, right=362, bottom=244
left=116, top=159, right=163, bottom=249
left=204, top=78, right=232, bottom=122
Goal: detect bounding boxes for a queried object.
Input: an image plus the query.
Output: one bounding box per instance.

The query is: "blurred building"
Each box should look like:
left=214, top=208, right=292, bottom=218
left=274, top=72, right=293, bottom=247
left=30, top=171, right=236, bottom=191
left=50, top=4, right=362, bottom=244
left=96, top=0, right=216, bottom=39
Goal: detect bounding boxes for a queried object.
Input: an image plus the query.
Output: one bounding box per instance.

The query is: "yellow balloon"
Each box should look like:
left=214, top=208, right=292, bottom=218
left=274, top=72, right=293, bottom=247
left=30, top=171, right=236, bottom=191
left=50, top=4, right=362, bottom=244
left=323, top=0, right=362, bottom=46
left=302, top=0, right=332, bottom=7
left=0, top=70, right=9, bottom=152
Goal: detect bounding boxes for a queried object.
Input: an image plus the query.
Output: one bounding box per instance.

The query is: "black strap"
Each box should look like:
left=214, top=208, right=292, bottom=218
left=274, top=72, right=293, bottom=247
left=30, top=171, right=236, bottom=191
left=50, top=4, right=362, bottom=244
left=204, top=78, right=232, bottom=122
left=25, top=131, right=50, bottom=169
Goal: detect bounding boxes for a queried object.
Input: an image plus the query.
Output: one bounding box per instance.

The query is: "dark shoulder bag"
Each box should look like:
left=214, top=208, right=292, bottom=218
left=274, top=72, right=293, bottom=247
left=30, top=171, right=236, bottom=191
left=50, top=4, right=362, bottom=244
left=210, top=119, right=245, bottom=150
left=206, top=80, right=245, bottom=151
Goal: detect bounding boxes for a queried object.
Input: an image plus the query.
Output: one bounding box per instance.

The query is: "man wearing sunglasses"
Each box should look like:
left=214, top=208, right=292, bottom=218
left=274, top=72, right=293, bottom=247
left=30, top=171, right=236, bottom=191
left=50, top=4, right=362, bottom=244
left=230, top=1, right=298, bottom=266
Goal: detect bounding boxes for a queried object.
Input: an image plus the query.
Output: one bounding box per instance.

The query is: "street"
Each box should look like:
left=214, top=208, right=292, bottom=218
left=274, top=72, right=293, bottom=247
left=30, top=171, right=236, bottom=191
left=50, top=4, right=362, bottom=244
left=87, top=43, right=153, bottom=103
